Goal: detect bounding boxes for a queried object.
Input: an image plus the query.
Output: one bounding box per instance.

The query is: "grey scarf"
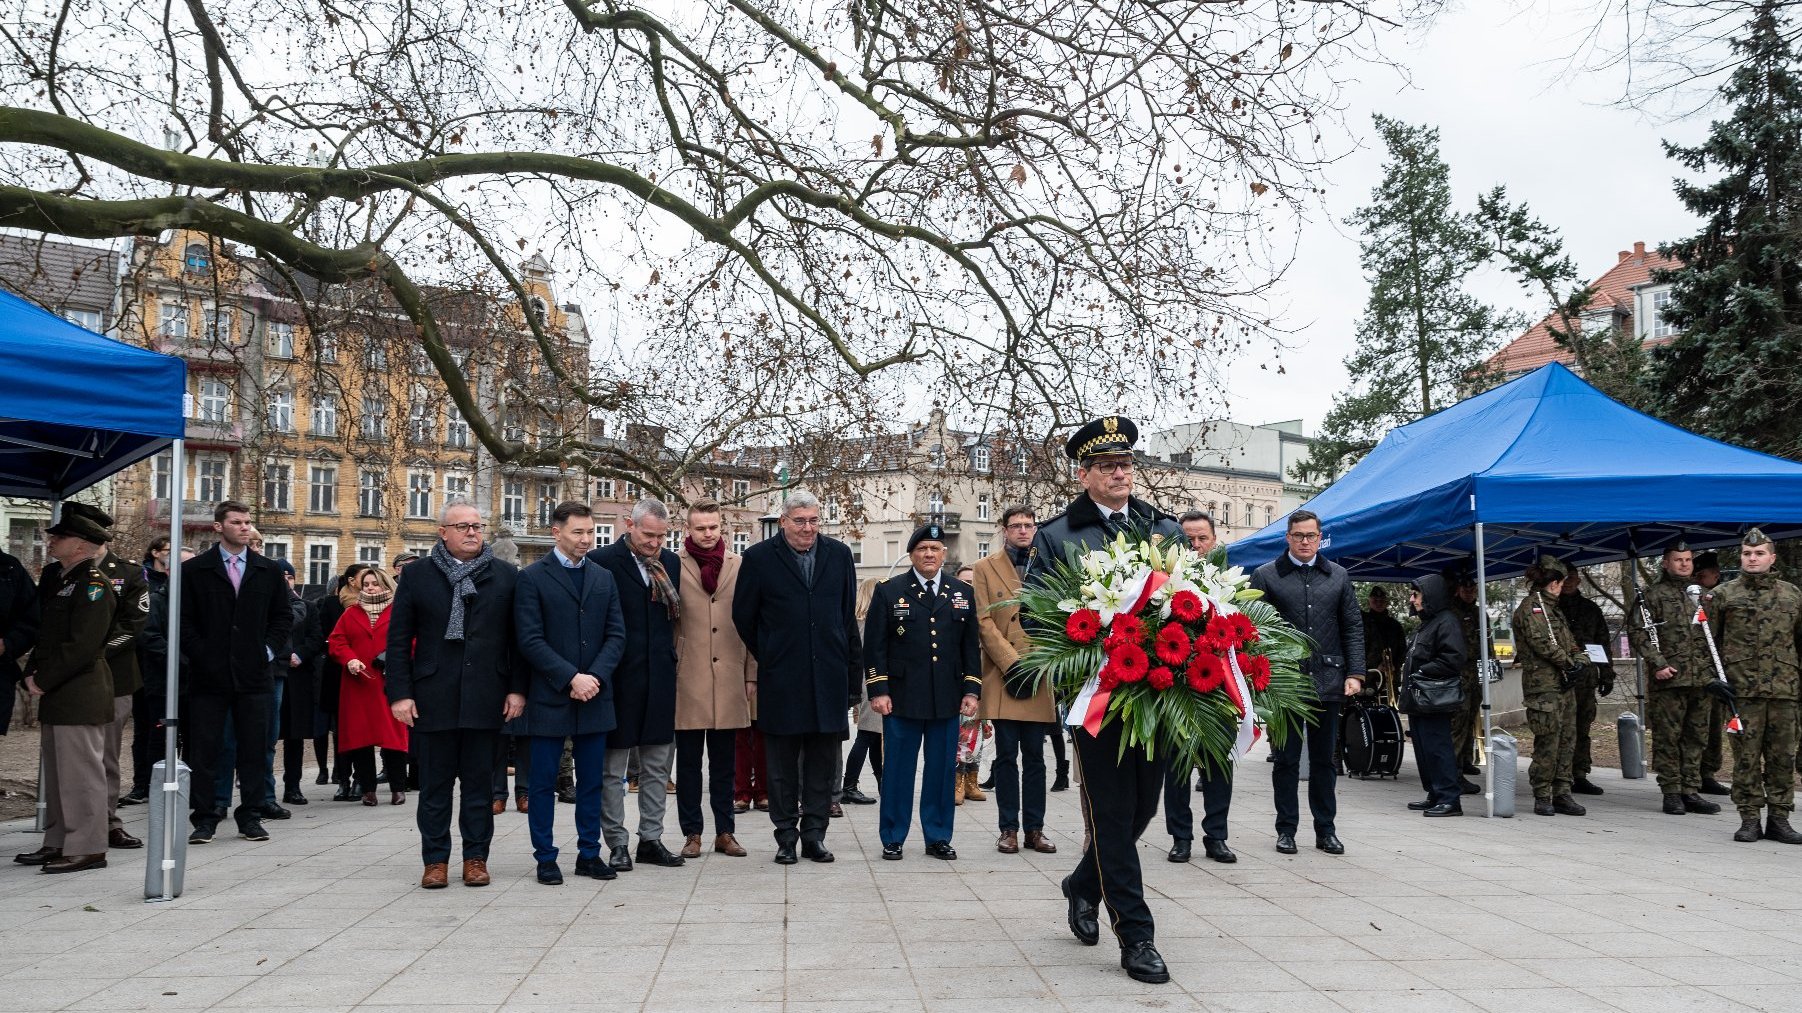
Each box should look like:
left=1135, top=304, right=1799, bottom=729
left=431, top=540, right=493, bottom=641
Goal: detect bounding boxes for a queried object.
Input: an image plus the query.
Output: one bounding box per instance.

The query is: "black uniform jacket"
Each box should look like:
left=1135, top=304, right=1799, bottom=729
left=386, top=555, right=524, bottom=733
left=862, top=571, right=982, bottom=721
left=586, top=537, right=681, bottom=749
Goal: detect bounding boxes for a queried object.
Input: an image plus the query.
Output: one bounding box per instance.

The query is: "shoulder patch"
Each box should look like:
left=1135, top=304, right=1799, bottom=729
left=86, top=584, right=105, bottom=602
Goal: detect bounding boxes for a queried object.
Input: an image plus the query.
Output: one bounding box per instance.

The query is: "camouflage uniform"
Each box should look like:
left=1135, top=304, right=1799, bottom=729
left=1627, top=570, right=1717, bottom=797
left=1557, top=589, right=1611, bottom=780
left=1450, top=596, right=1487, bottom=770
left=1709, top=570, right=1802, bottom=819
left=1512, top=588, right=1582, bottom=801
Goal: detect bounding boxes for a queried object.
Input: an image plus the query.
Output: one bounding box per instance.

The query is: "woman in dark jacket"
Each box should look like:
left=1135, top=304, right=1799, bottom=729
left=1402, top=573, right=1468, bottom=816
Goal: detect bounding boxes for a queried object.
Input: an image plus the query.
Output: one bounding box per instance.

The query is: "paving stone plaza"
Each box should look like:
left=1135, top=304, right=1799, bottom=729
left=0, top=748, right=1797, bottom=1012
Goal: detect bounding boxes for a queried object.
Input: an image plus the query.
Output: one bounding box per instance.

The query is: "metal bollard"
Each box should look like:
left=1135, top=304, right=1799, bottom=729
left=144, top=758, right=190, bottom=901
left=1617, top=711, right=1646, bottom=780
left=1488, top=730, right=1518, bottom=818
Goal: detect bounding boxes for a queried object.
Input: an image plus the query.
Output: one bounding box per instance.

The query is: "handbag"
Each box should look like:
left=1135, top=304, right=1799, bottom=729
left=1401, top=670, right=1464, bottom=715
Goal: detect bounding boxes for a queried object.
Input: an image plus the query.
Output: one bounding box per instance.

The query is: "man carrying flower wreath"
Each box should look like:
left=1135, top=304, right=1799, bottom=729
left=1027, top=415, right=1183, bottom=985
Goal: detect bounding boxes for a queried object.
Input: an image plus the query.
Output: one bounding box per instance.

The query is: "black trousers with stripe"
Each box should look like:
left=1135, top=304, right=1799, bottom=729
left=1068, top=717, right=1167, bottom=946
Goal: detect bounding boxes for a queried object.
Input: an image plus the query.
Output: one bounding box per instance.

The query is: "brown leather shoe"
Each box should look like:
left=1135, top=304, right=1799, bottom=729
left=491, top=798, right=506, bottom=816
left=997, top=830, right=1020, bottom=854
left=462, top=859, right=491, bottom=887
left=680, top=834, right=703, bottom=859
left=420, top=863, right=450, bottom=889
left=391, top=791, right=407, bottom=806
left=733, top=799, right=750, bottom=813
left=108, top=827, right=144, bottom=850
left=13, top=846, right=61, bottom=866
left=42, top=853, right=107, bottom=874
left=1025, top=830, right=1058, bottom=854
left=516, top=796, right=528, bottom=813
left=714, top=833, right=747, bottom=857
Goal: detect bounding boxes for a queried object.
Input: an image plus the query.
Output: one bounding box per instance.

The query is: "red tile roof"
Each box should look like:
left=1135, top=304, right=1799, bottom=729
left=1487, top=241, right=1683, bottom=376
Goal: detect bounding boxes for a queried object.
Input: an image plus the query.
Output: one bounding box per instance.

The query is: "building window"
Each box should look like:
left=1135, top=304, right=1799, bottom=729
left=732, top=531, right=750, bottom=554
left=1220, top=501, right=1231, bottom=527
left=928, top=489, right=944, bottom=516
left=624, top=481, right=639, bottom=501
left=63, top=308, right=103, bottom=332
left=977, top=494, right=991, bottom=521
left=665, top=528, right=683, bottom=552
left=263, top=540, right=289, bottom=561
left=977, top=540, right=990, bottom=558
left=732, top=479, right=750, bottom=503
left=446, top=407, right=469, bottom=449
left=502, top=480, right=526, bottom=528
left=360, top=395, right=386, bottom=440
left=850, top=540, right=863, bottom=565
left=197, top=455, right=229, bottom=503
left=308, top=464, right=338, bottom=514
left=197, top=378, right=230, bottom=423
left=1651, top=288, right=1679, bottom=339
left=826, top=499, right=840, bottom=523
left=315, top=332, right=339, bottom=364
left=358, top=470, right=385, bottom=517
left=929, top=443, right=945, bottom=469
left=364, top=341, right=387, bottom=371
left=536, top=482, right=560, bottom=529
left=597, top=523, right=615, bottom=544
left=311, top=393, right=338, bottom=437
left=407, top=389, right=433, bottom=444
left=530, top=297, right=548, bottom=326
left=266, top=321, right=295, bottom=359
left=1264, top=505, right=1274, bottom=526
left=410, top=348, right=433, bottom=375
left=183, top=243, right=211, bottom=274
left=267, top=390, right=294, bottom=434
left=1244, top=503, right=1255, bottom=528
left=443, top=472, right=471, bottom=505
left=307, top=542, right=335, bottom=587
left=596, top=478, right=615, bottom=500
left=357, top=543, right=384, bottom=565
left=502, top=410, right=525, bottom=443
left=160, top=302, right=189, bottom=340
left=972, top=446, right=990, bottom=474
left=1013, top=446, right=1030, bottom=475
left=262, top=462, right=292, bottom=512
left=152, top=453, right=173, bottom=501
left=408, top=471, right=434, bottom=519
left=202, top=306, right=233, bottom=343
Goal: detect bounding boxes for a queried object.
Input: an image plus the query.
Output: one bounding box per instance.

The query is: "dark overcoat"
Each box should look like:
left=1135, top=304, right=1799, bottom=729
left=585, top=537, right=680, bottom=749
left=514, top=555, right=625, bottom=737
left=179, top=549, right=294, bottom=695
left=0, top=550, right=41, bottom=732
left=386, top=555, right=524, bottom=733
left=731, top=534, right=862, bottom=736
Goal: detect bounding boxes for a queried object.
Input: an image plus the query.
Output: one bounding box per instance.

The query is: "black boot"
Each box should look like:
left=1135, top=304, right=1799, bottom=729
left=1050, top=758, right=1070, bottom=793
left=1552, top=794, right=1587, bottom=816
left=1662, top=794, right=1685, bottom=815
left=1766, top=812, right=1802, bottom=845
left=1733, top=813, right=1762, bottom=843
left=1700, top=777, right=1731, bottom=796
left=1682, top=793, right=1721, bottom=815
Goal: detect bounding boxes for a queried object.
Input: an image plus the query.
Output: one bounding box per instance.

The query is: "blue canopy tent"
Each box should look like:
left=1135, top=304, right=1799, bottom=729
left=0, top=286, right=188, bottom=895
left=1229, top=362, right=1802, bottom=814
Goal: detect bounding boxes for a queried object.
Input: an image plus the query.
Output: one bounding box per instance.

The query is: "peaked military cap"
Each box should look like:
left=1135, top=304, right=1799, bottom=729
left=908, top=523, right=947, bottom=552
left=1065, top=415, right=1138, bottom=461
left=1742, top=527, right=1772, bottom=547
left=45, top=506, right=112, bottom=544
left=1533, top=554, right=1569, bottom=579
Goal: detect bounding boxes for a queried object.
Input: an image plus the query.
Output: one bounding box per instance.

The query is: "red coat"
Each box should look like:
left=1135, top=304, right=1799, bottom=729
left=328, top=605, right=409, bottom=754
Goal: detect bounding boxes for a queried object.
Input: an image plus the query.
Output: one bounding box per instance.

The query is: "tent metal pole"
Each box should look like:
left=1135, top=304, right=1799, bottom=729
left=153, top=438, right=184, bottom=903
left=1475, top=522, right=1496, bottom=819
left=34, top=498, right=62, bottom=833
left=1625, top=530, right=1647, bottom=713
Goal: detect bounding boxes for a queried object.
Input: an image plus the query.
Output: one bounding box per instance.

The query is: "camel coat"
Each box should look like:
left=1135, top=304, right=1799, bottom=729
left=973, top=549, right=1056, bottom=723
left=674, top=549, right=755, bottom=731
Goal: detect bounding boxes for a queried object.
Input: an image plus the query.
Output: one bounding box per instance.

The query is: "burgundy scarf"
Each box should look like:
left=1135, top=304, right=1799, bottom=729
left=685, top=535, right=726, bottom=595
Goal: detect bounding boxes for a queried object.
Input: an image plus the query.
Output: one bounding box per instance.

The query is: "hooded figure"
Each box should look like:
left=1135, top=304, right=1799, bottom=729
left=1402, top=573, right=1467, bottom=816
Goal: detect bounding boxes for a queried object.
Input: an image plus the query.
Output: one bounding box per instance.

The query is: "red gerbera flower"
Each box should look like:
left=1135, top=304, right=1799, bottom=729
left=1168, top=589, right=1206, bottom=623
left=1148, top=665, right=1176, bottom=691
left=1098, top=660, right=1123, bottom=691
left=1153, top=623, right=1192, bottom=665
left=1185, top=651, right=1227, bottom=694
left=1226, top=612, right=1258, bottom=645
left=1110, top=642, right=1150, bottom=683
left=1239, top=652, right=1272, bottom=691
left=1105, top=613, right=1145, bottom=650
left=1066, top=609, right=1102, bottom=644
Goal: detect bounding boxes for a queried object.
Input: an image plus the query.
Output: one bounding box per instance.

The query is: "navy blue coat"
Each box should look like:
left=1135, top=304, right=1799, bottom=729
left=585, top=538, right=680, bottom=749
left=514, top=554, right=626, bottom=737
left=731, top=534, right=861, bottom=736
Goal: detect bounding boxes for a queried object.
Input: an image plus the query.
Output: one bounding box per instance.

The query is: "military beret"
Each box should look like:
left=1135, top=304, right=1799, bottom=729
left=1668, top=539, right=1690, bottom=553
left=1742, top=527, right=1772, bottom=547
left=1533, top=554, right=1569, bottom=579
left=908, top=524, right=947, bottom=552
left=1693, top=551, right=1721, bottom=571
left=1065, top=415, right=1138, bottom=462
left=45, top=508, right=111, bottom=544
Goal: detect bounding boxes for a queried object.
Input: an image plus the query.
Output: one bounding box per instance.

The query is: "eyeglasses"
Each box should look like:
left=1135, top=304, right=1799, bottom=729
left=1286, top=531, right=1321, bottom=543
left=1005, top=522, right=1037, bottom=531
left=1087, top=460, right=1133, bottom=475
left=443, top=522, right=485, bottom=534
left=786, top=517, right=822, bottom=528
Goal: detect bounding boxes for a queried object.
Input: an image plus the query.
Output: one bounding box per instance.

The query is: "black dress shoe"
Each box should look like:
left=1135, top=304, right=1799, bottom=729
left=282, top=790, right=309, bottom=806
left=1202, top=838, right=1237, bottom=864
left=118, top=790, right=149, bottom=806
left=315, top=770, right=330, bottom=785
left=1061, top=874, right=1099, bottom=945
left=331, top=783, right=357, bottom=802
left=537, top=861, right=563, bottom=885
left=881, top=843, right=904, bottom=861
left=109, top=827, right=144, bottom=850
left=924, top=841, right=957, bottom=861
left=1166, top=839, right=1191, bottom=863
left=1407, top=798, right=1434, bottom=811
left=1316, top=833, right=1345, bottom=855
left=801, top=840, right=835, bottom=863
left=574, top=856, right=617, bottom=880
left=260, top=802, right=292, bottom=820
left=1423, top=803, right=1463, bottom=817
left=1120, top=940, right=1170, bottom=984
left=1459, top=778, right=1482, bottom=795
left=840, top=786, right=876, bottom=805
left=1571, top=776, right=1604, bottom=796
left=1274, top=832, right=1297, bottom=855
left=635, top=840, right=686, bottom=868
left=773, top=843, right=799, bottom=865
left=14, top=846, right=60, bottom=866
left=1461, top=761, right=1481, bottom=776
left=239, top=820, right=271, bottom=842
left=609, top=845, right=634, bottom=871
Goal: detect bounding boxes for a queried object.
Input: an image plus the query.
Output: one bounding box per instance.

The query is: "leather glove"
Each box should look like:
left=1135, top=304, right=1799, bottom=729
left=1561, top=661, right=1588, bottom=690
left=1597, top=671, right=1615, bottom=697
left=1003, top=661, right=1040, bottom=700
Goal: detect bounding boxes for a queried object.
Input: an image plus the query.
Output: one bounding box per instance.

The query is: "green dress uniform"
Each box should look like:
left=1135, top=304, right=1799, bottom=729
left=1709, top=569, right=1802, bottom=829
left=1557, top=588, right=1612, bottom=784
left=29, top=558, right=118, bottom=863
left=1628, top=569, right=1718, bottom=801
left=1512, top=586, right=1583, bottom=806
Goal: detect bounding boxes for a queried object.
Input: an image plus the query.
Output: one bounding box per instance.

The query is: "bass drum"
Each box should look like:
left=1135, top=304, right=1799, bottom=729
left=1341, top=702, right=1404, bottom=779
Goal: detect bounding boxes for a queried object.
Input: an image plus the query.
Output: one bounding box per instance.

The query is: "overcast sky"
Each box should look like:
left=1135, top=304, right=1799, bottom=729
left=1218, top=2, right=1714, bottom=434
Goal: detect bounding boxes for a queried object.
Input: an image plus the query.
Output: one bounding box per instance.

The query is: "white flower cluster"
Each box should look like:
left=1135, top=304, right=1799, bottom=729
left=1056, top=531, right=1254, bottom=625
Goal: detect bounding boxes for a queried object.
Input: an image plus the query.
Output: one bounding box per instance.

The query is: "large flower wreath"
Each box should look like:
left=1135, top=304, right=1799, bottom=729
left=1015, top=529, right=1316, bottom=774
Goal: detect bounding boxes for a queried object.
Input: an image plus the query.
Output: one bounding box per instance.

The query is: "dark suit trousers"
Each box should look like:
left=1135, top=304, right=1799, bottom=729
left=878, top=715, right=958, bottom=846
left=1070, top=718, right=1166, bottom=946
left=493, top=735, right=530, bottom=801
left=1273, top=701, right=1342, bottom=836
left=991, top=719, right=1048, bottom=833
left=675, top=729, right=737, bottom=837
left=763, top=730, right=838, bottom=845
left=529, top=732, right=606, bottom=864
left=129, top=689, right=157, bottom=796
left=413, top=728, right=499, bottom=864
left=1165, top=762, right=1232, bottom=842
left=1411, top=713, right=1459, bottom=807
left=187, top=690, right=272, bottom=828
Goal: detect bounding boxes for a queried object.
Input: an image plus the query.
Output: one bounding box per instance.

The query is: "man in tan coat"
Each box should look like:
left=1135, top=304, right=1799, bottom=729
left=975, top=505, right=1059, bottom=855
left=673, top=500, right=754, bottom=858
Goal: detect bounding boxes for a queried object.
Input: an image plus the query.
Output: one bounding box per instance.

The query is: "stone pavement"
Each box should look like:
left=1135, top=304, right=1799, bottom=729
left=0, top=744, right=1798, bottom=1012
